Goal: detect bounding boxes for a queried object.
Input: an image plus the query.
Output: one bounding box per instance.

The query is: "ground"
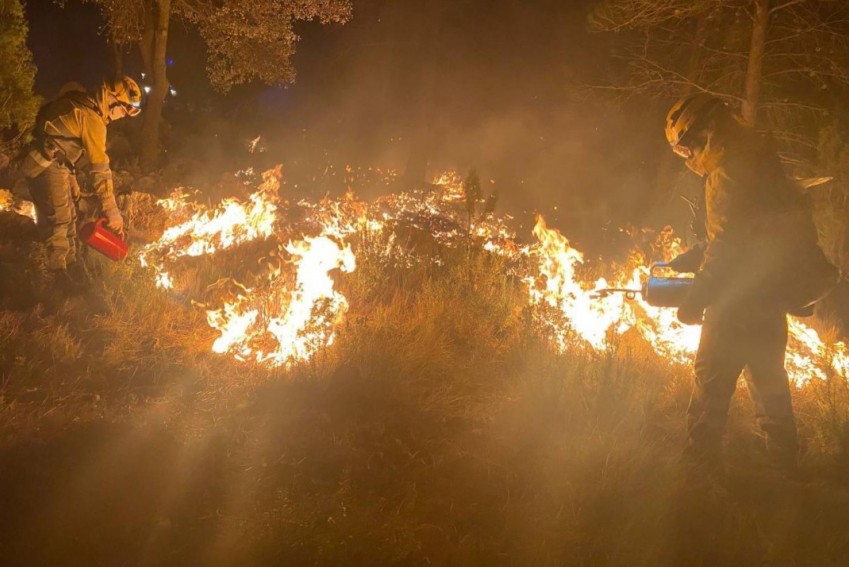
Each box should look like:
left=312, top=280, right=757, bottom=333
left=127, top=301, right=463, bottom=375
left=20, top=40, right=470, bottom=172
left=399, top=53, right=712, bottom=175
left=1, top=208, right=849, bottom=566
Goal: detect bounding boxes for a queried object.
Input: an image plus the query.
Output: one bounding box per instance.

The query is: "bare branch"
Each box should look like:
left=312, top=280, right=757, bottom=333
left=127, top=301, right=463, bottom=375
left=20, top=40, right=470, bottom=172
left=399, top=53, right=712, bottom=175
left=770, top=0, right=806, bottom=16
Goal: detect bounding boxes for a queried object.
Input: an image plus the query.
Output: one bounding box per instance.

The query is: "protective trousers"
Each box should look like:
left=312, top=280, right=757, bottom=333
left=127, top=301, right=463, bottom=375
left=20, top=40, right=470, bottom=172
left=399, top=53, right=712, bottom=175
left=687, top=307, right=798, bottom=459
left=27, top=161, right=78, bottom=271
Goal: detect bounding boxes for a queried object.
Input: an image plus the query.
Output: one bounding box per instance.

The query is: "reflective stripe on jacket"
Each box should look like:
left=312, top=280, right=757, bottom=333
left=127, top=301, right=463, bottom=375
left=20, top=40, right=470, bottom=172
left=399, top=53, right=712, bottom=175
left=34, top=91, right=114, bottom=204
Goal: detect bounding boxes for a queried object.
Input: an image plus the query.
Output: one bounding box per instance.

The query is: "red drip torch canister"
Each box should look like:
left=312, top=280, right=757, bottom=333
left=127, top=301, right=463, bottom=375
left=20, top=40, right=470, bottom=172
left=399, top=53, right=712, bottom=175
left=79, top=218, right=128, bottom=261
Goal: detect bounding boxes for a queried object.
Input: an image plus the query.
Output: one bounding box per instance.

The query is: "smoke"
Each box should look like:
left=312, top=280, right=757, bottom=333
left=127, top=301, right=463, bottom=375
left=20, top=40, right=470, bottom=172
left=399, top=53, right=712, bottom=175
left=25, top=0, right=696, bottom=254
left=231, top=0, right=690, bottom=254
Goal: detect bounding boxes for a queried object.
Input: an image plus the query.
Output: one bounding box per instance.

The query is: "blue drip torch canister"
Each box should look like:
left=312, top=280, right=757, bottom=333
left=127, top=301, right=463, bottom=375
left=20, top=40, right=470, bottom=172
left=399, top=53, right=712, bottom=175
left=642, top=262, right=694, bottom=308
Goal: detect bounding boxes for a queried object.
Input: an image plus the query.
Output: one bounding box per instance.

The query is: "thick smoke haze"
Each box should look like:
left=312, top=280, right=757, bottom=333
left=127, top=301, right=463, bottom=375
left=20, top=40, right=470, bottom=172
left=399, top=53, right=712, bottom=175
left=26, top=0, right=699, bottom=252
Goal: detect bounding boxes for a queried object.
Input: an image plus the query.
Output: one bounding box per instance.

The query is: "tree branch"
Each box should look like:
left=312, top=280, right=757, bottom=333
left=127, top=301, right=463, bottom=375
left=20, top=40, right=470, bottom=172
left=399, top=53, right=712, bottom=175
left=770, top=0, right=806, bottom=16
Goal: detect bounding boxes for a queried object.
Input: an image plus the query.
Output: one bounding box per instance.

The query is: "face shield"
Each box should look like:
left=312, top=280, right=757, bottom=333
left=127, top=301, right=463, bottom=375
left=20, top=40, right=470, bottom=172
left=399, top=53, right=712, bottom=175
left=107, top=98, right=141, bottom=122
left=124, top=100, right=142, bottom=117
left=684, top=148, right=708, bottom=177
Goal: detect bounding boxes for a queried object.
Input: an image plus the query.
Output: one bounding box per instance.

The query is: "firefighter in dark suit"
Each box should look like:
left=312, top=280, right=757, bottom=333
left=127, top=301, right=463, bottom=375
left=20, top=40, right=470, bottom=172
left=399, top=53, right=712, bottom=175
left=664, top=94, right=837, bottom=470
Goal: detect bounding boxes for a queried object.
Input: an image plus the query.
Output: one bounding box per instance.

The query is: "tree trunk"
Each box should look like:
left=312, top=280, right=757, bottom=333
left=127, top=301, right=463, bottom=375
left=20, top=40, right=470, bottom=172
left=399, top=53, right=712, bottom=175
left=139, top=0, right=170, bottom=170
left=742, top=0, right=769, bottom=126
left=685, top=12, right=713, bottom=92
left=111, top=41, right=123, bottom=78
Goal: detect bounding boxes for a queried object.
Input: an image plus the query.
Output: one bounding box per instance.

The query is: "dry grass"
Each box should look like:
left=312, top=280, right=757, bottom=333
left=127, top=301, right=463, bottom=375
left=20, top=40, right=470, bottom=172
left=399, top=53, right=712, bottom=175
left=1, top=213, right=849, bottom=566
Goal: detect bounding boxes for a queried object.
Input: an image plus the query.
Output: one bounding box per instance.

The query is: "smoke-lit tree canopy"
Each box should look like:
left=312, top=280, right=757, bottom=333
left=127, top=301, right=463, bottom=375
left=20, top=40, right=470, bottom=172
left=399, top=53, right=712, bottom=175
left=590, top=0, right=849, bottom=167
left=73, top=0, right=351, bottom=166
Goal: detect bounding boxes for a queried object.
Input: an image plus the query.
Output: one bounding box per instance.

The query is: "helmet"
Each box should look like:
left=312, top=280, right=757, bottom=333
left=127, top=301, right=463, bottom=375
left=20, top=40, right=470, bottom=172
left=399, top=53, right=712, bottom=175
left=665, top=93, right=726, bottom=158
left=104, top=76, right=142, bottom=117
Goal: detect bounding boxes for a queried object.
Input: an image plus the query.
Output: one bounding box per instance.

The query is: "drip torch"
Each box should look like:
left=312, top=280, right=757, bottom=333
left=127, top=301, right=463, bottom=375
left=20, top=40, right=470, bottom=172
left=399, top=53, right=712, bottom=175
left=592, top=262, right=693, bottom=308
left=79, top=218, right=129, bottom=261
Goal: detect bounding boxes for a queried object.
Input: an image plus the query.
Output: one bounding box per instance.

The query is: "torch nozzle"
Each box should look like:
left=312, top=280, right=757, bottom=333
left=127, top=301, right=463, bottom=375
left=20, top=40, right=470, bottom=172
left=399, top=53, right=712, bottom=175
left=590, top=288, right=642, bottom=300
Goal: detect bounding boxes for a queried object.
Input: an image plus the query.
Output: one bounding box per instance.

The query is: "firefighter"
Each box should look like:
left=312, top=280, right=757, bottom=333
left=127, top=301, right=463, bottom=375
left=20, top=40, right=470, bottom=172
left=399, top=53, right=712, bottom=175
left=19, top=76, right=142, bottom=288
left=664, top=93, right=837, bottom=472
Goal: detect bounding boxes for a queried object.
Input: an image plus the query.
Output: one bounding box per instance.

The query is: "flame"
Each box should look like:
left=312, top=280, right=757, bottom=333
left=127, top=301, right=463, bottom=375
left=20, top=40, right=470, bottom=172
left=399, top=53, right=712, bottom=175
left=138, top=169, right=281, bottom=289
left=139, top=170, right=849, bottom=382
left=262, top=236, right=356, bottom=365
left=203, top=234, right=356, bottom=367
left=527, top=216, right=630, bottom=350
left=145, top=173, right=279, bottom=260
left=0, top=189, right=37, bottom=221
left=137, top=167, right=359, bottom=367
left=527, top=214, right=847, bottom=385
left=5, top=166, right=846, bottom=383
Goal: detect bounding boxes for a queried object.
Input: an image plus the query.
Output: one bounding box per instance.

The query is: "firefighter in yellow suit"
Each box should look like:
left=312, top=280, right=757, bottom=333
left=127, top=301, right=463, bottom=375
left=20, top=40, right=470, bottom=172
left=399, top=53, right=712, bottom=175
left=664, top=94, right=837, bottom=472
left=20, top=76, right=142, bottom=283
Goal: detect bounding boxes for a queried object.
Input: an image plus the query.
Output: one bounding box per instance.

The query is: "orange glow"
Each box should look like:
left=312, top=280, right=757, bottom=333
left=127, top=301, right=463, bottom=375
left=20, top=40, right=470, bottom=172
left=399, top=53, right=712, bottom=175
left=528, top=214, right=848, bottom=384
left=7, top=168, right=844, bottom=381
left=0, top=189, right=37, bottom=221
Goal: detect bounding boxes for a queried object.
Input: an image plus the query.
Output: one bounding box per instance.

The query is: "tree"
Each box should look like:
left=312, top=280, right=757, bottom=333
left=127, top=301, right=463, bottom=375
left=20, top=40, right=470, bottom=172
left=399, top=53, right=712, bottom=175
left=0, top=0, right=39, bottom=137
left=77, top=0, right=352, bottom=169
left=590, top=0, right=849, bottom=168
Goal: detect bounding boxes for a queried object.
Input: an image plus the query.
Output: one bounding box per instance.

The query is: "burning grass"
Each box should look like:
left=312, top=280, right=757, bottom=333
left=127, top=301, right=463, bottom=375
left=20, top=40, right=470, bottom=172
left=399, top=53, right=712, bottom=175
left=1, top=170, right=849, bottom=564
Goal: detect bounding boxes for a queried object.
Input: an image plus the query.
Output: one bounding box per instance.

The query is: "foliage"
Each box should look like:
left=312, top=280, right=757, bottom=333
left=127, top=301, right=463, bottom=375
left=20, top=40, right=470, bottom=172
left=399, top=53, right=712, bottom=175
left=589, top=0, right=849, bottom=166
left=69, top=0, right=350, bottom=168
left=187, top=0, right=352, bottom=92
left=0, top=0, right=39, bottom=135
left=84, top=0, right=352, bottom=91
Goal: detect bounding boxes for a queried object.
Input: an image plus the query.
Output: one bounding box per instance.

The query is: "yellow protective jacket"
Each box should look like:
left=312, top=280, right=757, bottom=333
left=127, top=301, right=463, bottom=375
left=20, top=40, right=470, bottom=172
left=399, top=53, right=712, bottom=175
left=33, top=88, right=115, bottom=207
left=685, top=128, right=835, bottom=313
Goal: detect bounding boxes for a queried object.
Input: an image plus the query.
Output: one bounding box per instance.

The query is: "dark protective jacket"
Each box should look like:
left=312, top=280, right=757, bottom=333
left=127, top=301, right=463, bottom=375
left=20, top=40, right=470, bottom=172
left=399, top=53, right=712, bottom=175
left=683, top=127, right=837, bottom=313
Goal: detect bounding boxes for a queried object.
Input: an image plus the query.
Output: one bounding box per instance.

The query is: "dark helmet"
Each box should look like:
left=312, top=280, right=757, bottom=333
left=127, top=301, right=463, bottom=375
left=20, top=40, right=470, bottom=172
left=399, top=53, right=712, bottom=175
left=665, top=94, right=727, bottom=158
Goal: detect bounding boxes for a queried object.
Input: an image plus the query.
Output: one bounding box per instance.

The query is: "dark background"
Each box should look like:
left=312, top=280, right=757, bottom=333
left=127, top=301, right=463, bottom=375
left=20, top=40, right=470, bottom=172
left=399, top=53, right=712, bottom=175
left=25, top=0, right=699, bottom=249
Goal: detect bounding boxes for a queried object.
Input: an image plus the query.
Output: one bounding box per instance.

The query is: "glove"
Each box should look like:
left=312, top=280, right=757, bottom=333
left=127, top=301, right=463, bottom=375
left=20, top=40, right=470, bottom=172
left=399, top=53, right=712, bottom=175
left=676, top=298, right=704, bottom=326
left=667, top=243, right=705, bottom=273
left=101, top=194, right=124, bottom=236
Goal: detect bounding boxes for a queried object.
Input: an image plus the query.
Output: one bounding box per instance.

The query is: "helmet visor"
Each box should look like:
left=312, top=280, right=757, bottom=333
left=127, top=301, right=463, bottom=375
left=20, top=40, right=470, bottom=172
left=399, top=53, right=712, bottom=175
left=125, top=101, right=141, bottom=117
left=111, top=100, right=141, bottom=117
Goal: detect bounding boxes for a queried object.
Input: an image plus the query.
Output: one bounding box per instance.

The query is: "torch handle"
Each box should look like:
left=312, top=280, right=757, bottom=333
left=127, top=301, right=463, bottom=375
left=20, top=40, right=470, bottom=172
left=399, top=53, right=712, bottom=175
left=96, top=217, right=125, bottom=241
left=650, top=262, right=671, bottom=276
